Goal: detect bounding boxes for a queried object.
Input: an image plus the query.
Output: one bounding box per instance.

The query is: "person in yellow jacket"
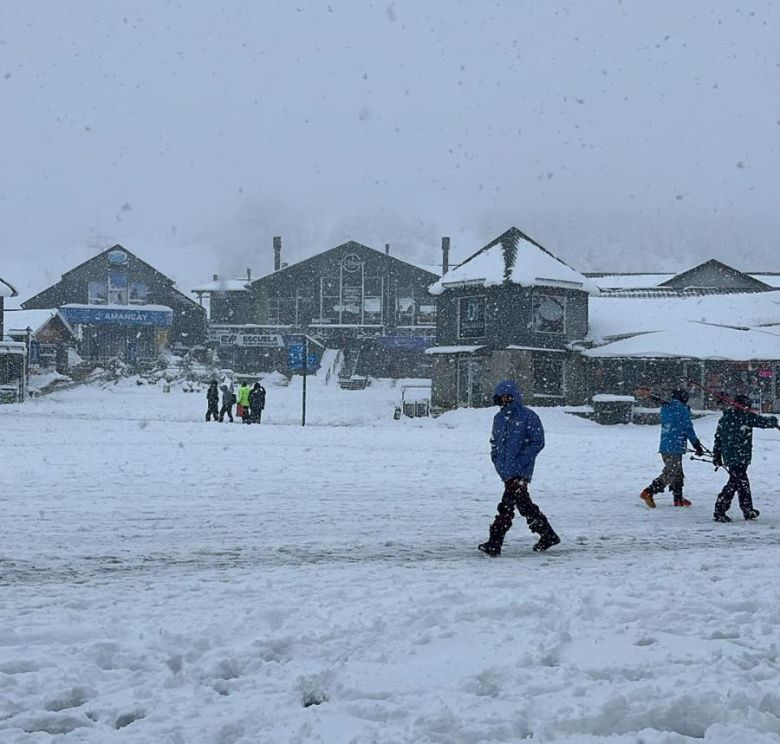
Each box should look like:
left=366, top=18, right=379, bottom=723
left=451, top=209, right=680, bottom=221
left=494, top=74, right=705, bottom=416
left=237, top=382, right=252, bottom=424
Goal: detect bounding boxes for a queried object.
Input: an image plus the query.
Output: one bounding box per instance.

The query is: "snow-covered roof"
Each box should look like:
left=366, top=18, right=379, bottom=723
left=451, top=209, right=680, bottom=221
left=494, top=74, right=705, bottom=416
left=4, top=309, right=72, bottom=336
left=0, top=275, right=18, bottom=297
left=61, top=303, right=173, bottom=313
left=753, top=274, right=780, bottom=288
left=429, top=227, right=599, bottom=296
left=583, top=323, right=780, bottom=361
left=587, top=290, right=780, bottom=343
left=588, top=270, right=780, bottom=292
left=191, top=279, right=249, bottom=293
left=589, top=274, right=673, bottom=290
left=0, top=339, right=26, bottom=355
left=424, top=345, right=485, bottom=355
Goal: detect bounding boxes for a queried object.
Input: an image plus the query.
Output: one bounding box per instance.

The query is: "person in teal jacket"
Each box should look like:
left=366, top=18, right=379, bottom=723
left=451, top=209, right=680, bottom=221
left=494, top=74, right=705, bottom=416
left=640, top=389, right=705, bottom=508
left=712, top=394, right=778, bottom=522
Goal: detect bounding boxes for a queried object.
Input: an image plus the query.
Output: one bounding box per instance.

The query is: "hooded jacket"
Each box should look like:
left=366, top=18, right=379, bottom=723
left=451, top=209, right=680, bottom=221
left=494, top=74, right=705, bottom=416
left=490, top=380, right=545, bottom=481
left=659, top=399, right=700, bottom=454
left=713, top=407, right=778, bottom=467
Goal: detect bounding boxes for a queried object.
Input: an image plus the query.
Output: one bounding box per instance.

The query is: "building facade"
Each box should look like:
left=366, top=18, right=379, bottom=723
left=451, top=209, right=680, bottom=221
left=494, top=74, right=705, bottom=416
left=22, top=245, right=206, bottom=365
left=201, top=238, right=440, bottom=378
left=0, top=274, right=26, bottom=401
left=427, top=227, right=597, bottom=410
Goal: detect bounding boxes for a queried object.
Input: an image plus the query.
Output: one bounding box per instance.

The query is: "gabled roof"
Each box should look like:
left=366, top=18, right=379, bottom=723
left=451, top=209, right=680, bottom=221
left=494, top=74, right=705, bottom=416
left=249, top=240, right=438, bottom=286
left=429, top=227, right=599, bottom=295
left=0, top=275, right=18, bottom=298
left=658, top=259, right=772, bottom=291
left=23, top=244, right=204, bottom=312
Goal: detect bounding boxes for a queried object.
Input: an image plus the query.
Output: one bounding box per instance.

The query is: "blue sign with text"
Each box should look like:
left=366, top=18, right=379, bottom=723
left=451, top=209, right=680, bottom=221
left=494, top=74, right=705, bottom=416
left=61, top=305, right=173, bottom=327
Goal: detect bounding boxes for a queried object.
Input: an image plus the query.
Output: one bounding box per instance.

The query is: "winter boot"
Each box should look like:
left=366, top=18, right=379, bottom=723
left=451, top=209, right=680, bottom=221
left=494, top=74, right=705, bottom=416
left=532, top=532, right=561, bottom=552
left=478, top=542, right=501, bottom=557
left=673, top=496, right=692, bottom=507
left=713, top=512, right=732, bottom=523
left=639, top=489, right=656, bottom=509
left=743, top=508, right=760, bottom=521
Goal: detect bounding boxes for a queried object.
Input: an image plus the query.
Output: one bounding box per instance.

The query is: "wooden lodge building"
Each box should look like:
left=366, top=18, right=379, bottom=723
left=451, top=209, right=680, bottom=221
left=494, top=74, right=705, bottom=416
left=22, top=246, right=206, bottom=366
left=0, top=273, right=27, bottom=401
left=426, top=227, right=598, bottom=410
left=195, top=237, right=440, bottom=379
left=427, top=230, right=780, bottom=413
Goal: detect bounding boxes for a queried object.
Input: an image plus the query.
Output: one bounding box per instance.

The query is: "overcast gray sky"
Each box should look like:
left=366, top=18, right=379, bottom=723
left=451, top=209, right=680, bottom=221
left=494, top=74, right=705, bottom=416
left=1, top=1, right=778, bottom=299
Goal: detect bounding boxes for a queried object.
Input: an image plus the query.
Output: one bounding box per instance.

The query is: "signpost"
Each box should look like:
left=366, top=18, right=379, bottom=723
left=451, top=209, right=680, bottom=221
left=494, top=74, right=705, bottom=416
left=287, top=335, right=318, bottom=426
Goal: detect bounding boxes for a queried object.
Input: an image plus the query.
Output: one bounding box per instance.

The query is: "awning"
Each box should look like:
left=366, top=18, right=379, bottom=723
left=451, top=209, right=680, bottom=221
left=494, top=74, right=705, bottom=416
left=376, top=335, right=435, bottom=351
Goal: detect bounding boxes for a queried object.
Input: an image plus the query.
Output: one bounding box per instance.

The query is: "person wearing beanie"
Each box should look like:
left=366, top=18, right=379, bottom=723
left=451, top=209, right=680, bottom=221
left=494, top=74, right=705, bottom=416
left=712, top=394, right=779, bottom=522
left=478, top=380, right=560, bottom=556
left=639, top=388, right=705, bottom=508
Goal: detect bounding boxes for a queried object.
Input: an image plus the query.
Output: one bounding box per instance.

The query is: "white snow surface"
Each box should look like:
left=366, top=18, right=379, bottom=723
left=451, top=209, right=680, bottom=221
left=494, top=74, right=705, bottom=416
left=2, top=375, right=780, bottom=743
left=429, top=236, right=599, bottom=295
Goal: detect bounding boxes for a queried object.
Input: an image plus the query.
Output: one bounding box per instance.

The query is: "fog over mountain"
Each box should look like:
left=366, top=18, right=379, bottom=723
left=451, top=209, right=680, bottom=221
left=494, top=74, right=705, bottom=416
left=1, top=1, right=778, bottom=299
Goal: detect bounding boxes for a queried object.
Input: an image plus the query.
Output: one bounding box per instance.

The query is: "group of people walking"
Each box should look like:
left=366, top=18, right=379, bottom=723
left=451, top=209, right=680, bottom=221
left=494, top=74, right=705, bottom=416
left=478, top=380, right=778, bottom=558
left=639, top=388, right=778, bottom=522
left=206, top=380, right=266, bottom=424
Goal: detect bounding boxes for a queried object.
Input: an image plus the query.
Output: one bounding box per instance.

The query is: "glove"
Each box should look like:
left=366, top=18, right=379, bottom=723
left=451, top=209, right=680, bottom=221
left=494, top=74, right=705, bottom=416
left=712, top=453, right=722, bottom=468
left=694, top=443, right=705, bottom=457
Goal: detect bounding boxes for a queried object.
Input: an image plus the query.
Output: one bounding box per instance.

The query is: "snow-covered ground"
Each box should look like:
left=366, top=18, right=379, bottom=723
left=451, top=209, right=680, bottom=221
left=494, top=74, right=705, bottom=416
left=1, top=373, right=780, bottom=743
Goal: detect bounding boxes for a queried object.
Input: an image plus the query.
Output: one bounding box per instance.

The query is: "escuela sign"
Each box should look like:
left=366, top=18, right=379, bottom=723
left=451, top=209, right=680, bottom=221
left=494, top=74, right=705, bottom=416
left=207, top=327, right=284, bottom=348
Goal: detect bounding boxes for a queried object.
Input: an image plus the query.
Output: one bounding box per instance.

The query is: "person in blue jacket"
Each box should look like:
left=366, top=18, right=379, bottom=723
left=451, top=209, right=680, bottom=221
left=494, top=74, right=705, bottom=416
left=478, top=380, right=560, bottom=556
left=640, top=388, right=705, bottom=508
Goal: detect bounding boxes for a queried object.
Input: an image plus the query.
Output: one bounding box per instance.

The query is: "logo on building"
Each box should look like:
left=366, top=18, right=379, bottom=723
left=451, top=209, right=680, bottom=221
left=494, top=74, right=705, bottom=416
left=108, top=249, right=129, bottom=266
left=341, top=253, right=363, bottom=273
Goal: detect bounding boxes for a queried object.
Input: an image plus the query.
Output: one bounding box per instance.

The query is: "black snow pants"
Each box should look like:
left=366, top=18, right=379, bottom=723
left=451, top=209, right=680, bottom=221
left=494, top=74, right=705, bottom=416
left=714, top=463, right=754, bottom=517
left=206, top=403, right=219, bottom=421
left=219, top=403, right=234, bottom=422
left=487, top=477, right=556, bottom=550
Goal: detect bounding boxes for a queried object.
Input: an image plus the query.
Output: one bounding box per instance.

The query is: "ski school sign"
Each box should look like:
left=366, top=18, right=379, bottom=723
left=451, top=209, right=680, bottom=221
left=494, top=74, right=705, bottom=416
left=60, top=305, right=173, bottom=327
left=207, top=327, right=284, bottom=348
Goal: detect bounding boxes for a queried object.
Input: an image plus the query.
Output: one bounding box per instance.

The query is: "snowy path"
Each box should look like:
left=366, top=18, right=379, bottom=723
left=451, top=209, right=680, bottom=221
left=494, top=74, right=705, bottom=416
left=2, top=379, right=780, bottom=742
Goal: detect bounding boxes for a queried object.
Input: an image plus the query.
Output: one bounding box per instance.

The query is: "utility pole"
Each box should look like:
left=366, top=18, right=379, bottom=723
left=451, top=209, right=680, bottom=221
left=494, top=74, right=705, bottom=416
left=301, top=334, right=308, bottom=426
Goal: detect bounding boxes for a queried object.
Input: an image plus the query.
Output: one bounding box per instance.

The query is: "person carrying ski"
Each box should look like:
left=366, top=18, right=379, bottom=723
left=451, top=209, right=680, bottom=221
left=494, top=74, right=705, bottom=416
left=249, top=382, right=266, bottom=424
left=237, top=382, right=252, bottom=424
left=205, top=380, right=220, bottom=422
left=478, top=380, right=560, bottom=556
left=219, top=382, right=235, bottom=423
left=711, top=394, right=778, bottom=522
left=639, top=388, right=704, bottom=508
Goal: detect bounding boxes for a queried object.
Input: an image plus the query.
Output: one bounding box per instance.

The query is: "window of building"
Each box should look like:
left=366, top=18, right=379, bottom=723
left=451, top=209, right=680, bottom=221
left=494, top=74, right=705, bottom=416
left=108, top=272, right=129, bottom=305
left=531, top=294, right=566, bottom=334
left=535, top=355, right=565, bottom=397
left=88, top=280, right=108, bottom=305
left=317, top=261, right=383, bottom=325
left=129, top=282, right=149, bottom=304
left=458, top=296, right=486, bottom=339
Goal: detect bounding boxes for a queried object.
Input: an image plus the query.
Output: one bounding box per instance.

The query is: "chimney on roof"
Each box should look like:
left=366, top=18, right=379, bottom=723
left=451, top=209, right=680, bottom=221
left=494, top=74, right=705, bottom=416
left=385, top=243, right=390, bottom=255
left=213, top=274, right=219, bottom=282
left=246, top=268, right=251, bottom=282
left=273, top=236, right=282, bottom=271
left=441, top=236, right=450, bottom=275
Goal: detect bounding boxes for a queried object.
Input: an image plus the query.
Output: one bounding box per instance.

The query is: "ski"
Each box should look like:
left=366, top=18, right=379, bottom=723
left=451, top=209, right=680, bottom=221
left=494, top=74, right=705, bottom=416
left=684, top=379, right=780, bottom=430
